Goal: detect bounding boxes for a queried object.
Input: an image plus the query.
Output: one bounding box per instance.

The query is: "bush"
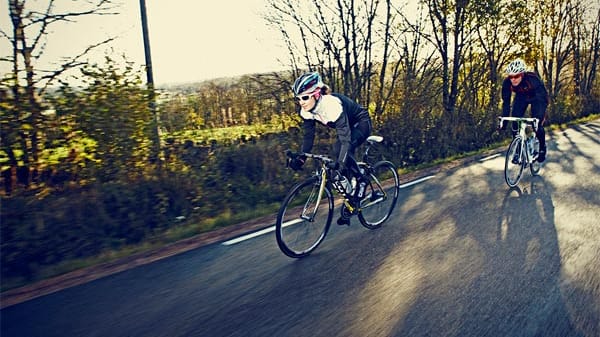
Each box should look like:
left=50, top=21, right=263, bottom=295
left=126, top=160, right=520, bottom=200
left=0, top=175, right=196, bottom=284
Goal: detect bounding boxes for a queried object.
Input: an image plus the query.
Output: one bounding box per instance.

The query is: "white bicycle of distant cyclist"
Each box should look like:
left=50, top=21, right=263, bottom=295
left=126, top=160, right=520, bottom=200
left=498, top=117, right=542, bottom=187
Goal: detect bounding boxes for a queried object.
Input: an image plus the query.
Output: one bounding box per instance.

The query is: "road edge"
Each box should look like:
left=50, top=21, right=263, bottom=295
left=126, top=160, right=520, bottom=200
left=0, top=147, right=505, bottom=309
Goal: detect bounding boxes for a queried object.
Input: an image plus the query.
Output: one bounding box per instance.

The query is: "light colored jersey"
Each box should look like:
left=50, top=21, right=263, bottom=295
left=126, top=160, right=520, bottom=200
left=300, top=94, right=343, bottom=127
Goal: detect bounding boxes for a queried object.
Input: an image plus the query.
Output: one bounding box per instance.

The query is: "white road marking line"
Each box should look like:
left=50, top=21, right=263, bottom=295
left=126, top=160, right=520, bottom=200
left=222, top=218, right=305, bottom=246
left=399, top=175, right=435, bottom=188
left=479, top=153, right=502, bottom=162
left=221, top=175, right=436, bottom=246
left=222, top=227, right=275, bottom=246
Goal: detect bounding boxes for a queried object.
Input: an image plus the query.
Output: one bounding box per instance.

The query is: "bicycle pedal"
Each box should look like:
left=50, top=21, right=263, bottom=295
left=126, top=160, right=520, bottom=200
left=337, top=217, right=351, bottom=226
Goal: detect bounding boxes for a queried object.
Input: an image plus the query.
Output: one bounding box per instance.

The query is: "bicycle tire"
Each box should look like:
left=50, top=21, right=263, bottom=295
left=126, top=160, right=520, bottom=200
left=275, top=176, right=334, bottom=258
left=358, top=161, right=400, bottom=229
left=530, top=159, right=541, bottom=176
left=504, top=137, right=525, bottom=187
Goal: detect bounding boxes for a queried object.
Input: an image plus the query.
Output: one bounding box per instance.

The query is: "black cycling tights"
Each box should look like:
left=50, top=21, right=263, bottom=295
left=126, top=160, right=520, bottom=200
left=511, top=99, right=547, bottom=150
left=335, top=119, right=372, bottom=180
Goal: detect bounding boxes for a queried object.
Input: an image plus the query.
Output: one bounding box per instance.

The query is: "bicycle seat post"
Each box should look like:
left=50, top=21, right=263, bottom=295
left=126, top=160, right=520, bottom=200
left=362, top=143, right=372, bottom=162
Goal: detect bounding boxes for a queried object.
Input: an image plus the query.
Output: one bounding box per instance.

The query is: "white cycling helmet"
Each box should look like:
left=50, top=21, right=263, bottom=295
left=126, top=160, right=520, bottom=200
left=292, top=72, right=323, bottom=95
left=506, top=59, right=527, bottom=75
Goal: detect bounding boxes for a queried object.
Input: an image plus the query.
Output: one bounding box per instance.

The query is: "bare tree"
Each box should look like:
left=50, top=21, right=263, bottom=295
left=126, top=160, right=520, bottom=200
left=527, top=0, right=574, bottom=108
left=372, top=0, right=430, bottom=118
left=422, top=0, right=477, bottom=117
left=264, top=0, right=397, bottom=106
left=416, top=0, right=478, bottom=158
left=393, top=2, right=439, bottom=112
left=569, top=2, right=600, bottom=107
left=472, top=0, right=530, bottom=112
left=1, top=0, right=117, bottom=182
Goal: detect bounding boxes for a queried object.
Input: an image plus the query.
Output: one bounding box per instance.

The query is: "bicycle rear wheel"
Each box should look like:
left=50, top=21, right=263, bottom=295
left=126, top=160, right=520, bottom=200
left=358, top=161, right=400, bottom=229
left=505, top=137, right=525, bottom=187
left=530, top=159, right=541, bottom=176
left=275, top=177, right=334, bottom=258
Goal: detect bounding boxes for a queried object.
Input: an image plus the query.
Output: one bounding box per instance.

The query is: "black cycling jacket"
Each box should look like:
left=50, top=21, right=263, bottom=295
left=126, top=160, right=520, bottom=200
left=501, top=72, right=549, bottom=118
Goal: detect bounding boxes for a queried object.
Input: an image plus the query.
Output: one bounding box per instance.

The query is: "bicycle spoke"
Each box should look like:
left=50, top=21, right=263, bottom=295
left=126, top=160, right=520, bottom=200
left=530, top=158, right=542, bottom=176
left=276, top=178, right=333, bottom=258
left=358, top=161, right=399, bottom=229
left=505, top=138, right=525, bottom=187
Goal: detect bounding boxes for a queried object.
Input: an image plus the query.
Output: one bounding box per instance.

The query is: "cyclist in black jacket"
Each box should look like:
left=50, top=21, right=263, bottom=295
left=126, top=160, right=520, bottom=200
left=501, top=59, right=549, bottom=162
left=288, top=72, right=372, bottom=224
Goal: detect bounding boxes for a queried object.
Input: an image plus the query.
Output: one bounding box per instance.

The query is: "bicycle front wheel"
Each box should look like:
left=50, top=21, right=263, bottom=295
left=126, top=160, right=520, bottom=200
left=505, top=137, right=525, bottom=187
left=358, top=161, right=400, bottom=229
left=275, top=177, right=334, bottom=258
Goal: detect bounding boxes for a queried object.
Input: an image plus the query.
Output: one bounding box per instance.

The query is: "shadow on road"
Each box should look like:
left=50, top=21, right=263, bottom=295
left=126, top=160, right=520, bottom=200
left=386, top=176, right=586, bottom=337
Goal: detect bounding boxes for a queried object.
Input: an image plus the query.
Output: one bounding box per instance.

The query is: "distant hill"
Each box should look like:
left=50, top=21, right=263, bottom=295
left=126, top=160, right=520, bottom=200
left=156, top=70, right=290, bottom=93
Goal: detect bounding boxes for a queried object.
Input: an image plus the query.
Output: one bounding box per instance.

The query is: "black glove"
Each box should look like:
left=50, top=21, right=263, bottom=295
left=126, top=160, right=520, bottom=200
left=289, top=157, right=304, bottom=171
left=288, top=155, right=306, bottom=171
left=499, top=120, right=507, bottom=131
left=326, top=161, right=340, bottom=170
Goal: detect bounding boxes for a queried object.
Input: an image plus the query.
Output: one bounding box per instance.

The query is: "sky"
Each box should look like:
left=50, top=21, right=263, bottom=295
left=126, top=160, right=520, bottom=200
left=0, top=0, right=290, bottom=85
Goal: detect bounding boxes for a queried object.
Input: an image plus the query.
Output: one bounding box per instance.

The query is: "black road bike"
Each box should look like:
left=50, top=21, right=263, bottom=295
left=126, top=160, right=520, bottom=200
left=498, top=117, right=542, bottom=187
left=276, top=136, right=400, bottom=258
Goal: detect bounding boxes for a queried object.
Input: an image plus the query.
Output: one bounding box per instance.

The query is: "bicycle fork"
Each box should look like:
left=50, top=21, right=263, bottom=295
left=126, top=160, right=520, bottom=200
left=300, top=169, right=328, bottom=222
left=517, top=138, right=535, bottom=167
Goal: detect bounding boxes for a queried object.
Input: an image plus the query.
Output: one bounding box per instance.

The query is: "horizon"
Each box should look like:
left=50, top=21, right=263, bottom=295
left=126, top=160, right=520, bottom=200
left=0, top=0, right=289, bottom=86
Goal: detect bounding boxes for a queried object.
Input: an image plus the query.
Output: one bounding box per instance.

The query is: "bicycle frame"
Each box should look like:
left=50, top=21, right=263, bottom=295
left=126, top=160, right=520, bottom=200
left=277, top=136, right=399, bottom=258
left=294, top=135, right=388, bottom=215
left=301, top=158, right=330, bottom=222
left=498, top=116, right=541, bottom=187
left=499, top=116, right=539, bottom=164
left=303, top=154, right=360, bottom=214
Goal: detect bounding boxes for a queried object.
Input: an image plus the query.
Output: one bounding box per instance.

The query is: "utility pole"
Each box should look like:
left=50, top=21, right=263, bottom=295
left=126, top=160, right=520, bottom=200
left=139, top=0, right=161, bottom=167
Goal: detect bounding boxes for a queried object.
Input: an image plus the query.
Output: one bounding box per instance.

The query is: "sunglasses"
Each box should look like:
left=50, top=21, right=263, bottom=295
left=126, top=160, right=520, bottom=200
left=294, top=91, right=318, bottom=102
left=508, top=74, right=522, bottom=80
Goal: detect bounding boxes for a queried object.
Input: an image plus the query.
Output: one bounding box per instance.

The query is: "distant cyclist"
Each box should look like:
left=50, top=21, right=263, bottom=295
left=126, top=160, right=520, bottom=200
left=501, top=58, right=549, bottom=162
left=287, top=72, right=372, bottom=224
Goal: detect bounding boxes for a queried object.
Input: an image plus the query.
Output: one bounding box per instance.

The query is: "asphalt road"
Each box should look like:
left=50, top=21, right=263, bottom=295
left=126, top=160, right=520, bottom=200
left=2, top=121, right=599, bottom=337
